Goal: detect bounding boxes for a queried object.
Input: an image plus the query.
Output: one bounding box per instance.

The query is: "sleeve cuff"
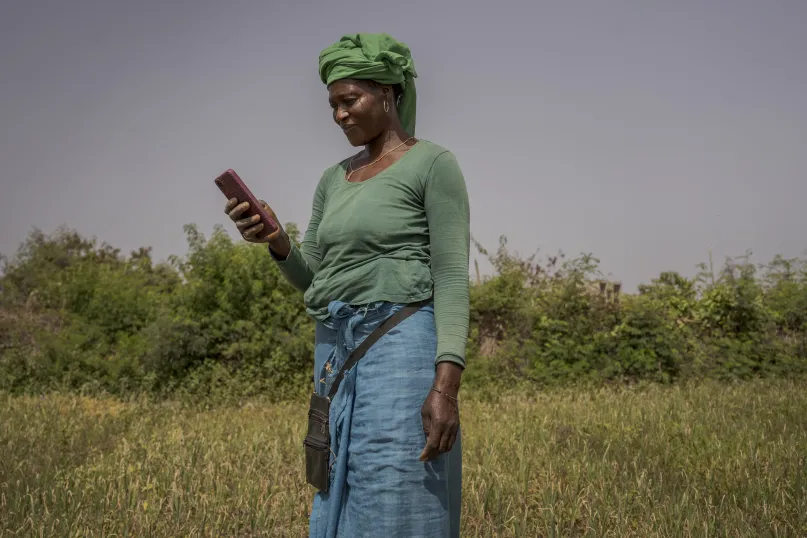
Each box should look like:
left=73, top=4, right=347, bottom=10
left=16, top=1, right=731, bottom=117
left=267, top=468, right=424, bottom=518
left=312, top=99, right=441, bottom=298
left=435, top=353, right=466, bottom=370
left=269, top=241, right=299, bottom=265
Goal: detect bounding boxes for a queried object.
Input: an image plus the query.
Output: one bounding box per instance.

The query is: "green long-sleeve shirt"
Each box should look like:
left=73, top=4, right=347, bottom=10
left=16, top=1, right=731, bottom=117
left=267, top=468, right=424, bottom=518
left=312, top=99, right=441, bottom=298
left=272, top=139, right=471, bottom=368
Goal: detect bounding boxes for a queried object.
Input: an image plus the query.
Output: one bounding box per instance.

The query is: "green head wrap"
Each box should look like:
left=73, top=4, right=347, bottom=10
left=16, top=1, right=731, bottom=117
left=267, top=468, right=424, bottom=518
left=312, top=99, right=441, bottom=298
left=319, top=33, right=418, bottom=136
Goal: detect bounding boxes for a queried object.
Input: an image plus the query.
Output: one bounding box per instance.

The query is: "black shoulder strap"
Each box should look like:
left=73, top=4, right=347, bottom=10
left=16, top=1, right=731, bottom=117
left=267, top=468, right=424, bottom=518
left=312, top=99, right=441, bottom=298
left=327, top=299, right=430, bottom=400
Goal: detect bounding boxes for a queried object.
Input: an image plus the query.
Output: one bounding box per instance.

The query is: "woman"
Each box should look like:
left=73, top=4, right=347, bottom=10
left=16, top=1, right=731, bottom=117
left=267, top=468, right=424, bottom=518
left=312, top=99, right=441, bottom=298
left=225, top=33, right=470, bottom=538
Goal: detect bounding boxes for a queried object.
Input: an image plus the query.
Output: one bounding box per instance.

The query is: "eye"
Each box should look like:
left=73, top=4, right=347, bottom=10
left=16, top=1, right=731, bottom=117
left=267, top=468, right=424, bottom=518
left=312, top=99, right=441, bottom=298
left=344, top=97, right=357, bottom=106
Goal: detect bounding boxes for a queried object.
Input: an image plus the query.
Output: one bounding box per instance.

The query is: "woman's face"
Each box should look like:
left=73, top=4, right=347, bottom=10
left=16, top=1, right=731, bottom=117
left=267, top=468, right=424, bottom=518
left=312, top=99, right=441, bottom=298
left=328, top=79, right=391, bottom=146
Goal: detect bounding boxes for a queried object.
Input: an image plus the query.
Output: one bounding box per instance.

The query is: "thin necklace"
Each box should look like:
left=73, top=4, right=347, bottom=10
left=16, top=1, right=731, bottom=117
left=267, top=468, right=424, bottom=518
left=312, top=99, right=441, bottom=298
left=346, top=137, right=415, bottom=181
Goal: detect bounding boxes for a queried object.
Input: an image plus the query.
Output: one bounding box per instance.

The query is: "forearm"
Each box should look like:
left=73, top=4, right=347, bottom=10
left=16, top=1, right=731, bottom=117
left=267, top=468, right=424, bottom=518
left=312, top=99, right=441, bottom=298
left=269, top=246, right=314, bottom=292
left=269, top=239, right=317, bottom=292
left=431, top=251, right=470, bottom=368
left=269, top=176, right=328, bottom=292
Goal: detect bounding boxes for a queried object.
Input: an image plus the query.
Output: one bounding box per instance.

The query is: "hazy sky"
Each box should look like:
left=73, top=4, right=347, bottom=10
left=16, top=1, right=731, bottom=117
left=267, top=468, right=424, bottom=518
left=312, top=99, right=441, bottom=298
left=1, top=0, right=805, bottom=289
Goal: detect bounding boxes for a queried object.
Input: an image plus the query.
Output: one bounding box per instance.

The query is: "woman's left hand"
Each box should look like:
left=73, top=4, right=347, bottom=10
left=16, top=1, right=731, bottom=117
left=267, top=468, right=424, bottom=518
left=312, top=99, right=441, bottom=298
left=420, top=362, right=463, bottom=461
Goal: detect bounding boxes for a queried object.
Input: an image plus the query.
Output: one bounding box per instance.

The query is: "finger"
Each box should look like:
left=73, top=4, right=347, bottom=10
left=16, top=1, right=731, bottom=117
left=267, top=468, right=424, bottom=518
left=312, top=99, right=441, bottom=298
left=224, top=197, right=239, bottom=213
left=421, top=407, right=431, bottom=437
left=266, top=228, right=282, bottom=242
left=236, top=214, right=261, bottom=230
left=447, top=426, right=458, bottom=453
left=440, top=425, right=457, bottom=454
left=420, top=422, right=445, bottom=462
left=243, top=222, right=264, bottom=239
left=419, top=435, right=440, bottom=461
left=243, top=223, right=264, bottom=240
left=228, top=201, right=250, bottom=220
left=438, top=423, right=456, bottom=454
left=419, top=407, right=432, bottom=460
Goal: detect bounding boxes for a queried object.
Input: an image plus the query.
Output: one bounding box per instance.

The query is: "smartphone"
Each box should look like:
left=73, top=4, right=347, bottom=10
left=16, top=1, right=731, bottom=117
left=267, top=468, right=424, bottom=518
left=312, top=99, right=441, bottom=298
left=214, top=168, right=278, bottom=240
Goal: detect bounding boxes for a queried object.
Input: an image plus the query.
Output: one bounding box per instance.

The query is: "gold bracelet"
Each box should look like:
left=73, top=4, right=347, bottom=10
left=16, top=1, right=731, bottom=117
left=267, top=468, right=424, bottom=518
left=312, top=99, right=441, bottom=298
left=431, top=387, right=459, bottom=404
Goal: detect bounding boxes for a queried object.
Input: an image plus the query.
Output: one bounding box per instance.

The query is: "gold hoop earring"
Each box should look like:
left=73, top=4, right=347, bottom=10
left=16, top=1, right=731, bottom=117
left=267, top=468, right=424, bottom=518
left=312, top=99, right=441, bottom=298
left=383, top=100, right=389, bottom=113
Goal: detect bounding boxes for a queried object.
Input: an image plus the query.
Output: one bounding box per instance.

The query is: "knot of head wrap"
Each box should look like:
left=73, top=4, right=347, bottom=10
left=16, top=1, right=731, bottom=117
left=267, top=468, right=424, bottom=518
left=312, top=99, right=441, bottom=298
left=319, top=33, right=418, bottom=136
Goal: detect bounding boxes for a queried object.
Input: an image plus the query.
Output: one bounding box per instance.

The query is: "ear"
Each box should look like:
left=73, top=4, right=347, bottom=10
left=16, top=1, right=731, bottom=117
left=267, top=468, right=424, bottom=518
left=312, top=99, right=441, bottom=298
left=379, top=84, right=396, bottom=111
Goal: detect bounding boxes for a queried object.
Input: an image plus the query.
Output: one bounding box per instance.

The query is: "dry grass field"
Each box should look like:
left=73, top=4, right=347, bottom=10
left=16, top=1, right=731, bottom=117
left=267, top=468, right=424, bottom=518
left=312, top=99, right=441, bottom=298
left=2, top=379, right=806, bottom=537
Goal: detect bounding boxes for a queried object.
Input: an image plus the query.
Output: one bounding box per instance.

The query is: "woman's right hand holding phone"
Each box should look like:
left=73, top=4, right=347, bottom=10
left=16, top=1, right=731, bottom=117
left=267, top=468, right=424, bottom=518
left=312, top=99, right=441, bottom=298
left=225, top=198, right=291, bottom=259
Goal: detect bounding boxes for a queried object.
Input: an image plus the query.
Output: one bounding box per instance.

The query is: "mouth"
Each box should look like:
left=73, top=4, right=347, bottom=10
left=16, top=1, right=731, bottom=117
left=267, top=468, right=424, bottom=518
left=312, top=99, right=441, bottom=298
left=341, top=124, right=357, bottom=133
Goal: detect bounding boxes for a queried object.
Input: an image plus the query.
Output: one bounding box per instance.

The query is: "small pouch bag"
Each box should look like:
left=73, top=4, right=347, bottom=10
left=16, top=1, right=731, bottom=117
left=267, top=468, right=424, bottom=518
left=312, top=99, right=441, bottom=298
left=303, top=392, right=332, bottom=491
left=302, top=300, right=429, bottom=492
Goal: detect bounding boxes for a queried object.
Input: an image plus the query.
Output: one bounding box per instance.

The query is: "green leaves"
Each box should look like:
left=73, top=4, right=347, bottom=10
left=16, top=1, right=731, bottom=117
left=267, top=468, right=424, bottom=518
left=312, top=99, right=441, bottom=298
left=466, top=240, right=807, bottom=389
left=1, top=224, right=805, bottom=398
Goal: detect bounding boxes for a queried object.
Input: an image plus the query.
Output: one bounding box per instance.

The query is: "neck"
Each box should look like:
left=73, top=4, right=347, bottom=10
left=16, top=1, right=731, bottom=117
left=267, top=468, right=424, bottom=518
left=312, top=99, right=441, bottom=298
left=365, top=124, right=410, bottom=160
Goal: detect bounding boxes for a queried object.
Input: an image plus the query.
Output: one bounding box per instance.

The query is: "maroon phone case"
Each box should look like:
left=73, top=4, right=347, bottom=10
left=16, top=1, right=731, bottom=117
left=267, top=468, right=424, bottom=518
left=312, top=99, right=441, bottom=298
left=214, top=169, right=278, bottom=240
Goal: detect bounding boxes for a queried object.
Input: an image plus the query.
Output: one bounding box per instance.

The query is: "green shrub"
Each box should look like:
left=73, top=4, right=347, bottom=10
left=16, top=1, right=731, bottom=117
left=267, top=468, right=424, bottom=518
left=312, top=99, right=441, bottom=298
left=1, top=226, right=805, bottom=399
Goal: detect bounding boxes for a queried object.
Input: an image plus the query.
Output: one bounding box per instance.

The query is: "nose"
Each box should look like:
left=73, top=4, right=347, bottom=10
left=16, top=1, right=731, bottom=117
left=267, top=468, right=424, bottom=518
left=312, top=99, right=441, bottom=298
left=334, top=106, right=349, bottom=124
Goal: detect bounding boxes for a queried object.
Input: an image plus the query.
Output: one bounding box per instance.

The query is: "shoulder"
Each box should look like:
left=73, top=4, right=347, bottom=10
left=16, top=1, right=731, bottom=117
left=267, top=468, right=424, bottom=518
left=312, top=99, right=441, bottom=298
left=322, top=159, right=347, bottom=180
left=412, top=140, right=461, bottom=175
left=412, top=140, right=464, bottom=185
left=416, top=139, right=453, bottom=161
left=314, top=161, right=345, bottom=196
left=414, top=141, right=468, bottom=210
left=382, top=139, right=462, bottom=191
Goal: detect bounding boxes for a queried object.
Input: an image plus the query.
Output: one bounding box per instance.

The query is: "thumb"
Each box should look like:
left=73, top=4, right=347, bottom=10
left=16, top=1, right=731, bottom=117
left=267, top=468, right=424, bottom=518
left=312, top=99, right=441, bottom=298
left=420, top=406, right=431, bottom=459
left=420, top=423, right=443, bottom=462
left=420, top=405, right=444, bottom=461
left=421, top=405, right=431, bottom=437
